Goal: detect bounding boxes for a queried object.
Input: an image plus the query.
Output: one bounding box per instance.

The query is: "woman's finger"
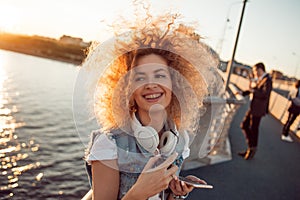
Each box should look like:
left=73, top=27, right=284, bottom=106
left=164, top=164, right=178, bottom=177
left=142, top=155, right=162, bottom=171
left=175, top=180, right=184, bottom=193
left=185, top=175, right=207, bottom=184
left=157, top=152, right=178, bottom=169
left=180, top=180, right=190, bottom=191
left=147, top=152, right=178, bottom=172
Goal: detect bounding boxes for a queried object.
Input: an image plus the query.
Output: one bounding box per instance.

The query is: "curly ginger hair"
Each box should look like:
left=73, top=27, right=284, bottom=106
left=82, top=13, right=220, bottom=135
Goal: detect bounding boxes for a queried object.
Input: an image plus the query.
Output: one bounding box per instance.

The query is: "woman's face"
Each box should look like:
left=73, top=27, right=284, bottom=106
left=131, top=54, right=172, bottom=114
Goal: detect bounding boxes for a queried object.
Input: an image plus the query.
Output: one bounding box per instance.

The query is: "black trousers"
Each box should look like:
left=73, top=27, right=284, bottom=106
left=282, top=112, right=299, bottom=136
left=241, top=110, right=262, bottom=148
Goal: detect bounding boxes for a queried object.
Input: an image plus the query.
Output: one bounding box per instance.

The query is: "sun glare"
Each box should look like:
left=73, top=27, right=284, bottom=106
left=0, top=5, right=20, bottom=32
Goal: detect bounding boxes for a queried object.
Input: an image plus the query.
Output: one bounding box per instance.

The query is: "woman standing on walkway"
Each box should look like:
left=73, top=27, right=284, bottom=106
left=82, top=11, right=221, bottom=199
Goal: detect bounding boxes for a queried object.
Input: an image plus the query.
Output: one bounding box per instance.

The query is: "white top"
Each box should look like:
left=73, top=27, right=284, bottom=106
left=87, top=133, right=190, bottom=162
left=87, top=134, right=118, bottom=162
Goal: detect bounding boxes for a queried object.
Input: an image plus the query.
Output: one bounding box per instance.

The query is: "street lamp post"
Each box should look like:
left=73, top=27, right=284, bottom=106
left=292, top=52, right=300, bottom=78
left=216, top=1, right=241, bottom=56
left=224, top=0, right=248, bottom=92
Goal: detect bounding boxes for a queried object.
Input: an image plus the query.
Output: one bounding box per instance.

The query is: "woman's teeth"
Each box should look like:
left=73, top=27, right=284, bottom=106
left=144, top=93, right=162, bottom=99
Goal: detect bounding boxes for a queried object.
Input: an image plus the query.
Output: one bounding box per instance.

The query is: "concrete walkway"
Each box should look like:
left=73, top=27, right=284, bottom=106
left=181, top=102, right=300, bottom=200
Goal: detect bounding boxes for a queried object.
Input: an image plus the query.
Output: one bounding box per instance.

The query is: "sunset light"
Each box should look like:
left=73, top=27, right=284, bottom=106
left=0, top=5, right=20, bottom=32
left=0, top=1, right=299, bottom=199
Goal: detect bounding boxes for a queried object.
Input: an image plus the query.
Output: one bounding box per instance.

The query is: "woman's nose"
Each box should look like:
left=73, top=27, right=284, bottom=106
left=144, top=82, right=158, bottom=89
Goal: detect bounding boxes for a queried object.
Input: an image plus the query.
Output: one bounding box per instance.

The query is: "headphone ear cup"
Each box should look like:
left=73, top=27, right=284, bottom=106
left=134, top=126, right=159, bottom=154
left=159, top=131, right=178, bottom=156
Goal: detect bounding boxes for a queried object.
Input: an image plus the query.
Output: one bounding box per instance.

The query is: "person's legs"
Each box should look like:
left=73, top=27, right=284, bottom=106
left=281, top=112, right=298, bottom=142
left=282, top=112, right=293, bottom=136
left=248, top=115, right=262, bottom=148
left=239, top=111, right=261, bottom=160
left=239, top=111, right=252, bottom=157
left=242, top=115, right=261, bottom=160
left=240, top=110, right=252, bottom=144
left=241, top=110, right=251, bottom=130
left=282, top=112, right=298, bottom=137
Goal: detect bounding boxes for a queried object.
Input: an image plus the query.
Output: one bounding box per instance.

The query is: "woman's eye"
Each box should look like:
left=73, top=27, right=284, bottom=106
left=134, top=77, right=145, bottom=82
left=155, top=74, right=167, bottom=79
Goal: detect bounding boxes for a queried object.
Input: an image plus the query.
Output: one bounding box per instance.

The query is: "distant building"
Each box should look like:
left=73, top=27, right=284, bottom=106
left=270, top=70, right=283, bottom=79
left=219, top=60, right=251, bottom=78
left=59, top=35, right=89, bottom=47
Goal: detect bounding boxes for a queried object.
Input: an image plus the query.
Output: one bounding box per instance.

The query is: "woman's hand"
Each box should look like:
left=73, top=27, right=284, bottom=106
left=122, top=152, right=178, bottom=200
left=169, top=175, right=207, bottom=198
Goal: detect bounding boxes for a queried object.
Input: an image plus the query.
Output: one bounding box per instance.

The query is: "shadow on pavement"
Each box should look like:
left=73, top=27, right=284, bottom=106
left=181, top=103, right=300, bottom=200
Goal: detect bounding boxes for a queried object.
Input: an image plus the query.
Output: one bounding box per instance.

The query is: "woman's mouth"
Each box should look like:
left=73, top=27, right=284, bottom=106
left=143, top=93, right=163, bottom=101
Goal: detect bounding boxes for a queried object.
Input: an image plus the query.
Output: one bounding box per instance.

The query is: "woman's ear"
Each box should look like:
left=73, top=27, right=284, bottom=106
left=129, top=97, right=137, bottom=113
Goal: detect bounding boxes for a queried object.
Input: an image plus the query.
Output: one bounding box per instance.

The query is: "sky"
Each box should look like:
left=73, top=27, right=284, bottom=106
left=0, top=0, right=300, bottom=78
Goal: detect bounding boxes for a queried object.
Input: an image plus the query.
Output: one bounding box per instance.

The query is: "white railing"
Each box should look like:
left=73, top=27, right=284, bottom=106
left=183, top=83, right=246, bottom=170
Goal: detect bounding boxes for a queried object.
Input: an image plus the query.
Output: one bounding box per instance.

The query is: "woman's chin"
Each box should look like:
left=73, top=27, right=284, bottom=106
left=148, top=104, right=167, bottom=113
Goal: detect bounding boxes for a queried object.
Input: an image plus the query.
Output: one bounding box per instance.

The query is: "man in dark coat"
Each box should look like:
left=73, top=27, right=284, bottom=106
left=238, top=62, right=273, bottom=160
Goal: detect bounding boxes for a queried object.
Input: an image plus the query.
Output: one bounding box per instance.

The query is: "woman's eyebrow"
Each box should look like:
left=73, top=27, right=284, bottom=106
left=133, top=71, right=145, bottom=76
left=133, top=67, right=168, bottom=75
left=154, top=68, right=168, bottom=73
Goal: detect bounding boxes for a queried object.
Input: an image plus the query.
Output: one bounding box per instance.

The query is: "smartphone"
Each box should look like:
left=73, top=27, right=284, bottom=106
left=178, top=176, right=213, bottom=189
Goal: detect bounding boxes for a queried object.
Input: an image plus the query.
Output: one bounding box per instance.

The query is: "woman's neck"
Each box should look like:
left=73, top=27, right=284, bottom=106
left=137, top=110, right=167, bottom=134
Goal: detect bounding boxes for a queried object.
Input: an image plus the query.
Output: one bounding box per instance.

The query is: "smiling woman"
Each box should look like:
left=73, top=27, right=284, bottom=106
left=76, top=6, right=224, bottom=197
left=0, top=5, right=20, bottom=32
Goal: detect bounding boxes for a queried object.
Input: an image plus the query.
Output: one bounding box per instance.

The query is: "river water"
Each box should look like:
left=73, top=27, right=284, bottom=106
left=0, top=50, right=92, bottom=199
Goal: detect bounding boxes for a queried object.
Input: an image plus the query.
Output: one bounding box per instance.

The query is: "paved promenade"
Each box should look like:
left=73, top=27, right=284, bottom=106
left=181, top=102, right=300, bottom=200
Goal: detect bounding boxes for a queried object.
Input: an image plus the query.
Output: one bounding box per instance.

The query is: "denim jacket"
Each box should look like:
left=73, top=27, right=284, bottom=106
left=86, top=128, right=186, bottom=200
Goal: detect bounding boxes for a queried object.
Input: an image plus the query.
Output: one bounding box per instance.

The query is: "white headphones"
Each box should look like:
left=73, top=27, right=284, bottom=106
left=131, top=114, right=178, bottom=156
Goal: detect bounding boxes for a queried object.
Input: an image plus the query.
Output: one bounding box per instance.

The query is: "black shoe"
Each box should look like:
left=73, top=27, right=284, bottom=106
left=238, top=151, right=247, bottom=157
left=244, top=148, right=256, bottom=160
